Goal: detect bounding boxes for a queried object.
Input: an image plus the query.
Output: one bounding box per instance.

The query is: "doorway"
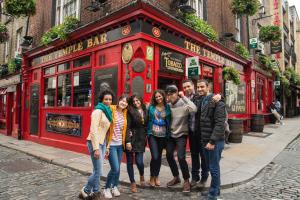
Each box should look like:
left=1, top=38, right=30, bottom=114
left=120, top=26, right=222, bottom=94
left=158, top=76, right=181, bottom=91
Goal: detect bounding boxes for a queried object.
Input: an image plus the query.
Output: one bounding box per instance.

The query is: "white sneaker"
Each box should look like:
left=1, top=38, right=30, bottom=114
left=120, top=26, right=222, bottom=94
left=111, top=186, right=121, bottom=197
left=103, top=188, right=113, bottom=199
left=79, top=187, right=89, bottom=199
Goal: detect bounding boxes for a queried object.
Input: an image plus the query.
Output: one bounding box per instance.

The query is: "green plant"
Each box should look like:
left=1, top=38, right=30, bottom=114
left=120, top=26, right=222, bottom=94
left=7, top=58, right=21, bottom=74
left=231, top=0, right=260, bottom=16
left=258, top=55, right=272, bottom=69
left=259, top=26, right=281, bottom=42
left=41, top=16, right=79, bottom=45
left=4, top=0, right=36, bottom=17
left=222, top=66, right=241, bottom=85
left=0, top=23, right=9, bottom=43
left=182, top=13, right=218, bottom=41
left=235, top=43, right=250, bottom=59
left=280, top=75, right=291, bottom=96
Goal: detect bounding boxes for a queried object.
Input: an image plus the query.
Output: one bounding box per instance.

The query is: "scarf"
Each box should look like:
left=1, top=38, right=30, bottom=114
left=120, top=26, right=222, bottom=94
left=95, top=103, right=113, bottom=122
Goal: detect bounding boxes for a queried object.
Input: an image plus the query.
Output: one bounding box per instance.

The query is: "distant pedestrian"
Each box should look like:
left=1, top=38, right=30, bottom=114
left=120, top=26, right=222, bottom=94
left=125, top=94, right=148, bottom=193
left=196, top=79, right=226, bottom=200
left=103, top=95, right=128, bottom=199
left=147, top=89, right=171, bottom=187
left=79, top=90, right=114, bottom=200
left=270, top=99, right=283, bottom=125
left=165, top=85, right=197, bottom=193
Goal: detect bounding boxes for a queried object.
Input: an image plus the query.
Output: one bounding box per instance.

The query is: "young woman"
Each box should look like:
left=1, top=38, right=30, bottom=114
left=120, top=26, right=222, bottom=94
left=125, top=94, right=148, bottom=193
left=147, top=89, right=171, bottom=187
left=103, top=95, right=128, bottom=199
left=79, top=90, right=114, bottom=200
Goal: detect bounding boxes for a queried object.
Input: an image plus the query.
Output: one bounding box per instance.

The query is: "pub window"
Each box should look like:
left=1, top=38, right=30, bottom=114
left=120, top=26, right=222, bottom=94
left=73, top=69, right=91, bottom=107
left=44, top=77, right=57, bottom=107
left=58, top=62, right=70, bottom=72
left=44, top=66, right=56, bottom=75
left=57, top=73, right=72, bottom=106
left=74, top=56, right=90, bottom=68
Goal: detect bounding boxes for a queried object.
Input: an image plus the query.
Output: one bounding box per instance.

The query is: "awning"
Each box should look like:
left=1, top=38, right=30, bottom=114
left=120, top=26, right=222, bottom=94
left=0, top=88, right=7, bottom=95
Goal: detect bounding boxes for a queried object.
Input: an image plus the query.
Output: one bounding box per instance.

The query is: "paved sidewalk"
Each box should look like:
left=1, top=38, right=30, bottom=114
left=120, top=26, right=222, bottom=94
left=0, top=117, right=299, bottom=191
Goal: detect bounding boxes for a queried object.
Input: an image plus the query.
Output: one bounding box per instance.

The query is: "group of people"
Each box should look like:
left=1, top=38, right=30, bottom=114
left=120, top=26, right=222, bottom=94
left=79, top=79, right=227, bottom=200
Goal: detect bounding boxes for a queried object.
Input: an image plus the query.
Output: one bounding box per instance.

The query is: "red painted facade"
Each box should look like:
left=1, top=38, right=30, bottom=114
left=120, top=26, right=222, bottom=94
left=20, top=1, right=259, bottom=153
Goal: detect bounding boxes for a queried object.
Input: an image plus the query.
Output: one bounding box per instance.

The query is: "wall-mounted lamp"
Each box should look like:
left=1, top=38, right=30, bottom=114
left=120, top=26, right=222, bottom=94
left=177, top=0, right=196, bottom=14
left=20, top=36, right=33, bottom=47
left=85, top=0, right=107, bottom=12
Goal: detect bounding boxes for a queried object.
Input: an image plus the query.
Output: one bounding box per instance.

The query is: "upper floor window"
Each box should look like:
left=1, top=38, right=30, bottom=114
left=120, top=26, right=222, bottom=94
left=16, top=28, right=23, bottom=53
left=55, top=0, right=80, bottom=25
left=188, top=0, right=204, bottom=19
left=4, top=41, right=9, bottom=63
left=235, top=15, right=241, bottom=42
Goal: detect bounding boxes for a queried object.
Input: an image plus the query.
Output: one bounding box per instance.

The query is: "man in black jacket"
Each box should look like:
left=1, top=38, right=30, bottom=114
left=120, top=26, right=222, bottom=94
left=196, top=79, right=226, bottom=200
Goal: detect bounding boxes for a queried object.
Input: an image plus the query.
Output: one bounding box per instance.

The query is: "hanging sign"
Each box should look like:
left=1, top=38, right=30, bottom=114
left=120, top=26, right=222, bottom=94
left=160, top=47, right=185, bottom=75
left=249, top=38, right=258, bottom=49
left=186, top=56, right=200, bottom=78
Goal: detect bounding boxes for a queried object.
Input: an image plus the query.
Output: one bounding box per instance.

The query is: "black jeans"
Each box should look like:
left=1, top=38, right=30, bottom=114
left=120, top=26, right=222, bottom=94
left=189, top=131, right=209, bottom=181
left=126, top=151, right=144, bottom=183
left=166, top=135, right=190, bottom=180
left=148, top=135, right=166, bottom=177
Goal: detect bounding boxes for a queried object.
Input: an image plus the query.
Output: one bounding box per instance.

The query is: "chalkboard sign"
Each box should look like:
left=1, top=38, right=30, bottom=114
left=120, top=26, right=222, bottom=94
left=94, top=66, right=118, bottom=105
left=30, top=84, right=40, bottom=135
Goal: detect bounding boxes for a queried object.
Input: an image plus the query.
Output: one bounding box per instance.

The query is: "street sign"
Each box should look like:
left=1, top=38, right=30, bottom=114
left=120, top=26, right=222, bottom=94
left=249, top=38, right=258, bottom=49
left=186, top=56, right=200, bottom=78
left=274, top=81, right=280, bottom=86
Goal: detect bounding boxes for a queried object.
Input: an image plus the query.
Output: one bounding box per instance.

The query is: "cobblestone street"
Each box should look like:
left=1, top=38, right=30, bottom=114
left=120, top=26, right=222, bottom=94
left=0, top=134, right=300, bottom=200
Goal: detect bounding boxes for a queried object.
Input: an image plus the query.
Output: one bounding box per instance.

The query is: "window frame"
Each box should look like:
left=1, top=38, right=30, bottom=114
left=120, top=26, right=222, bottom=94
left=235, top=15, right=241, bottom=42
left=188, top=0, right=204, bottom=19
left=55, top=0, right=80, bottom=25
left=43, top=55, right=92, bottom=108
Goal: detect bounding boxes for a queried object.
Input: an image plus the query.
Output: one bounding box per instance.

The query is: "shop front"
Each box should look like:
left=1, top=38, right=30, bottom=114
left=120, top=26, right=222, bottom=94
left=0, top=74, right=21, bottom=138
left=22, top=1, right=250, bottom=153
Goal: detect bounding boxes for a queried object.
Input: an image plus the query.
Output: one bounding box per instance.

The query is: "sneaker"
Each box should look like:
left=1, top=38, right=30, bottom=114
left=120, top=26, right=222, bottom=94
left=280, top=116, right=283, bottom=120
left=89, top=192, right=101, bottom=200
left=79, top=187, right=89, bottom=199
left=190, top=179, right=199, bottom=188
left=182, top=180, right=190, bottom=193
left=111, top=186, right=121, bottom=197
left=166, top=176, right=181, bottom=187
left=103, top=188, right=112, bottom=199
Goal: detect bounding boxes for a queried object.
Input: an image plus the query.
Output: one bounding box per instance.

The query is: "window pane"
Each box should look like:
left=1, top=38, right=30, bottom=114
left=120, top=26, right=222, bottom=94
left=57, top=74, right=72, bottom=106
left=74, top=56, right=90, bottom=68
left=44, top=66, right=56, bottom=75
left=44, top=77, right=56, bottom=107
left=73, top=69, right=91, bottom=107
left=58, top=62, right=70, bottom=72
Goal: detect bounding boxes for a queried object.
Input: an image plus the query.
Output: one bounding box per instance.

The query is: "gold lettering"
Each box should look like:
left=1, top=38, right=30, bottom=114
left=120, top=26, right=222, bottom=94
left=77, top=42, right=83, bottom=51
left=93, top=36, right=100, bottom=46
left=87, top=38, right=94, bottom=48
left=195, top=45, right=201, bottom=54
left=190, top=43, right=196, bottom=52
left=184, top=41, right=191, bottom=50
left=100, top=33, right=107, bottom=43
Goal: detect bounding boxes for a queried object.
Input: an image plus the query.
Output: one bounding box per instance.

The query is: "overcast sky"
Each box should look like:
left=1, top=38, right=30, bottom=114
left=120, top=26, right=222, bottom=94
left=288, top=0, right=300, bottom=15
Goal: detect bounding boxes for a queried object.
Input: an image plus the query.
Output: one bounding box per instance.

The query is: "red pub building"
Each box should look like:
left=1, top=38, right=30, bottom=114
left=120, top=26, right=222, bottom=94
left=20, top=1, right=253, bottom=153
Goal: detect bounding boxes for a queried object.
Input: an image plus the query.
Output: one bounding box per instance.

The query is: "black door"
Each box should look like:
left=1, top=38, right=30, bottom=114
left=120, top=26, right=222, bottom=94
left=30, top=84, right=40, bottom=135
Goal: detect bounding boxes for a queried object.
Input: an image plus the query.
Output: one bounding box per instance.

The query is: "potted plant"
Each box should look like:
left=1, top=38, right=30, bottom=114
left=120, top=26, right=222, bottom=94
left=222, top=66, right=241, bottom=85
left=231, top=0, right=260, bottom=16
left=4, top=0, right=36, bottom=18
left=0, top=23, right=9, bottom=43
left=41, top=16, right=80, bottom=45
left=235, top=43, right=250, bottom=59
left=182, top=13, right=218, bottom=41
left=259, top=25, right=281, bottom=43
left=258, top=55, right=272, bottom=69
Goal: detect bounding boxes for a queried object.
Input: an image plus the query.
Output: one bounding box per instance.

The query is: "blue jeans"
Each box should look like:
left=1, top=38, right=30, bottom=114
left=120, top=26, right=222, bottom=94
left=84, top=140, right=106, bottom=193
left=126, top=151, right=144, bottom=183
left=105, top=145, right=123, bottom=188
left=203, top=140, right=224, bottom=198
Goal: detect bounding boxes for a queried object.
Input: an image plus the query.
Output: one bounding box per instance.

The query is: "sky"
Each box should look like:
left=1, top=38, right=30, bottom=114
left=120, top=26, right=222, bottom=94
left=288, top=0, right=300, bottom=15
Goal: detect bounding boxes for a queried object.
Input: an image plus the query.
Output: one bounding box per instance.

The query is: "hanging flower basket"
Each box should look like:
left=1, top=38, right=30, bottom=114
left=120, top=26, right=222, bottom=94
left=222, top=66, right=241, bottom=85
left=41, top=16, right=80, bottom=45
left=258, top=55, right=272, bottom=70
left=235, top=43, right=250, bottom=59
left=181, top=13, right=218, bottom=41
left=231, top=0, right=260, bottom=16
left=0, top=23, right=9, bottom=43
left=4, top=0, right=36, bottom=18
left=259, top=26, right=281, bottom=43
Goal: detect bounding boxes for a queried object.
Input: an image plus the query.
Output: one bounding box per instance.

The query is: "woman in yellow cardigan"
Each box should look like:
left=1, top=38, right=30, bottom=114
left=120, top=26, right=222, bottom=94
left=103, top=95, right=128, bottom=199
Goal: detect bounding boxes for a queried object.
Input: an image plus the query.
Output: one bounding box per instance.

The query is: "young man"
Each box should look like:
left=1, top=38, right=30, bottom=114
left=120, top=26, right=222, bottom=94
left=196, top=79, right=226, bottom=200
left=165, top=85, right=197, bottom=193
left=182, top=79, right=209, bottom=187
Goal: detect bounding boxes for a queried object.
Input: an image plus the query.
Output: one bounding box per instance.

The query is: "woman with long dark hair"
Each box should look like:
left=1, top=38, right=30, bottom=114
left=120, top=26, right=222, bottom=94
left=79, top=90, right=114, bottom=200
left=125, top=94, right=148, bottom=193
left=147, top=89, right=171, bottom=187
left=103, top=95, right=128, bottom=199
